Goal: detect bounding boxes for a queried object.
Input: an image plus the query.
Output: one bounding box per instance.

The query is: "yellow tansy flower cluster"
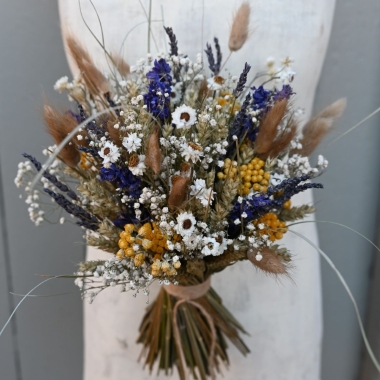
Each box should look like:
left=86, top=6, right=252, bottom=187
left=151, top=258, right=181, bottom=277
left=117, top=223, right=182, bottom=272
left=137, top=222, right=169, bottom=255
left=255, top=212, right=288, bottom=242
left=217, top=157, right=270, bottom=195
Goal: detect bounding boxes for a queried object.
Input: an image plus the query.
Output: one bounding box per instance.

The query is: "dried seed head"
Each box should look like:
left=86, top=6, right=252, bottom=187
left=229, top=2, right=251, bottom=52
left=188, top=142, right=202, bottom=151
left=247, top=247, right=288, bottom=275
left=129, top=154, right=139, bottom=167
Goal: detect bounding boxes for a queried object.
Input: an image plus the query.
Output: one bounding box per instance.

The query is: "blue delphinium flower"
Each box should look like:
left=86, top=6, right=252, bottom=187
left=144, top=81, right=172, bottom=120
left=144, top=58, right=172, bottom=120
left=273, top=84, right=294, bottom=102
left=226, top=93, right=257, bottom=157
left=251, top=86, right=272, bottom=111
left=100, top=164, right=141, bottom=198
left=146, top=58, right=172, bottom=85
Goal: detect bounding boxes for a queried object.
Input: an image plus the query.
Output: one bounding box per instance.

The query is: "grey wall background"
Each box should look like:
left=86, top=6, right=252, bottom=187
left=0, top=1, right=380, bottom=380
left=312, top=1, right=380, bottom=379
left=0, top=1, right=84, bottom=380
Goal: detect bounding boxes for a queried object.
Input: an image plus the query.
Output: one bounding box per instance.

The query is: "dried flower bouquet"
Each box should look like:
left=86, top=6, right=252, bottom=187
left=15, top=4, right=345, bottom=379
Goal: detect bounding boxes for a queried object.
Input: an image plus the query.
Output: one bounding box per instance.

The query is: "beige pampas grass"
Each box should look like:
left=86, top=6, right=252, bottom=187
left=144, top=128, right=162, bottom=174
left=43, top=104, right=80, bottom=167
left=254, top=99, right=288, bottom=157
left=264, top=122, right=297, bottom=159
left=111, top=53, right=130, bottom=77
left=294, top=98, right=346, bottom=156
left=66, top=35, right=110, bottom=96
left=247, top=248, right=288, bottom=276
left=168, top=176, right=189, bottom=210
left=229, top=2, right=251, bottom=52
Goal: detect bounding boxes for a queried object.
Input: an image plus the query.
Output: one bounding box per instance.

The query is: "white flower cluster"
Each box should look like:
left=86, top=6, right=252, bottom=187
left=138, top=187, right=166, bottom=219
left=54, top=75, right=85, bottom=102
left=266, top=56, right=296, bottom=84
left=75, top=257, right=153, bottom=303
left=276, top=154, right=328, bottom=178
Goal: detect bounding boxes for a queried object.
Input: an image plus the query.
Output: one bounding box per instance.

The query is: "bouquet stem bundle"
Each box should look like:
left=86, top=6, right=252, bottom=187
left=137, top=279, right=249, bottom=379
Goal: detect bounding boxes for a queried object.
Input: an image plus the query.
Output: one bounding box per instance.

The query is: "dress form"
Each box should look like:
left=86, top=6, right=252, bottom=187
left=58, top=1, right=336, bottom=379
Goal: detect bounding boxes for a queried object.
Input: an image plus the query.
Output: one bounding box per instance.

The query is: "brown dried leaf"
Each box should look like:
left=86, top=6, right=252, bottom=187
left=168, top=176, right=189, bottom=210
left=145, top=128, right=162, bottom=174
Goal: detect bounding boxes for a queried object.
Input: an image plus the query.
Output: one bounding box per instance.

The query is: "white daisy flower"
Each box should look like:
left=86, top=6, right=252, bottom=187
left=129, top=155, right=146, bottom=176
left=190, top=179, right=215, bottom=206
left=99, top=141, right=120, bottom=164
left=123, top=133, right=142, bottom=153
left=207, top=75, right=225, bottom=90
left=201, top=237, right=220, bottom=256
left=180, top=143, right=203, bottom=163
left=175, top=212, right=197, bottom=236
left=171, top=105, right=197, bottom=129
left=183, top=235, right=201, bottom=250
left=212, top=233, right=228, bottom=256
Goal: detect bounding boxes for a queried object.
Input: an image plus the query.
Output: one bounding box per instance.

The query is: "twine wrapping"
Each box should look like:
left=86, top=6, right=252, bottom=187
left=165, top=277, right=216, bottom=380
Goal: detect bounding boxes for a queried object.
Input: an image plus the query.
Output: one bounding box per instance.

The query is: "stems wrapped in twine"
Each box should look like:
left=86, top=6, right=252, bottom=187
left=165, top=278, right=216, bottom=380
left=137, top=276, right=249, bottom=380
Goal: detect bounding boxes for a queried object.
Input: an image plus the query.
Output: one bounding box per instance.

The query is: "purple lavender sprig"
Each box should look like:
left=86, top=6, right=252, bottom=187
left=226, top=93, right=252, bottom=156
left=77, top=104, right=106, bottom=138
left=44, top=188, right=99, bottom=231
left=228, top=175, right=323, bottom=237
left=233, top=62, right=251, bottom=97
left=214, top=37, right=222, bottom=75
left=204, top=43, right=217, bottom=75
left=204, top=38, right=223, bottom=76
left=163, top=26, right=178, bottom=56
left=22, top=153, right=77, bottom=200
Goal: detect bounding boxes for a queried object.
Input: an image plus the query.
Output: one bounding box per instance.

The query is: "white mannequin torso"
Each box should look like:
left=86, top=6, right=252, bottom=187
left=59, top=1, right=336, bottom=379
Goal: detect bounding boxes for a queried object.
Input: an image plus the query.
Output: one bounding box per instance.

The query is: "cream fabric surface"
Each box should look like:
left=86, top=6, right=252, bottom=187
left=58, top=1, right=336, bottom=378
